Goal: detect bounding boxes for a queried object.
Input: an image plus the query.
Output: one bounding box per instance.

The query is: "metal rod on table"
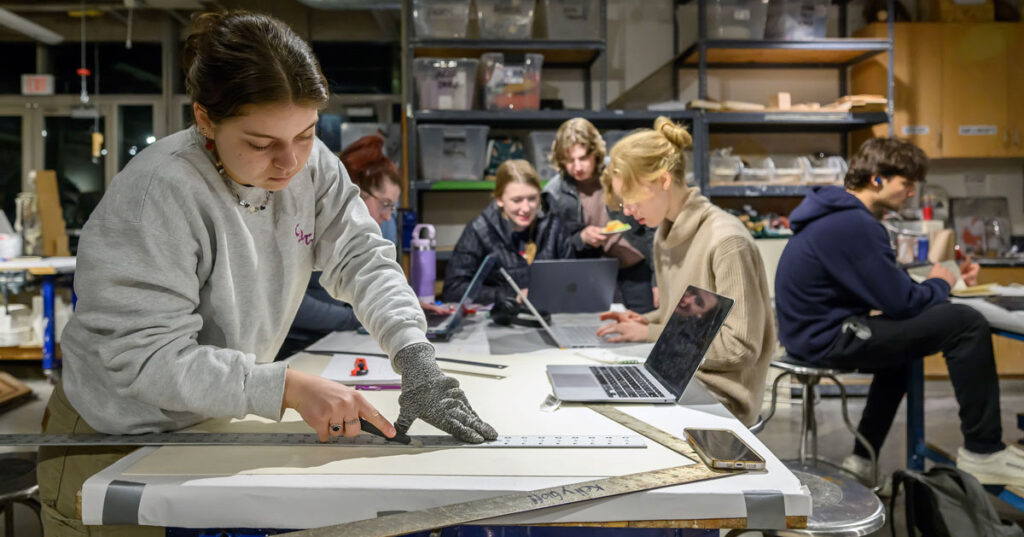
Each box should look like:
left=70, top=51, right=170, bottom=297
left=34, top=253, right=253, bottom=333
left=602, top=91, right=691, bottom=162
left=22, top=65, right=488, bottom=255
left=496, top=267, right=559, bottom=347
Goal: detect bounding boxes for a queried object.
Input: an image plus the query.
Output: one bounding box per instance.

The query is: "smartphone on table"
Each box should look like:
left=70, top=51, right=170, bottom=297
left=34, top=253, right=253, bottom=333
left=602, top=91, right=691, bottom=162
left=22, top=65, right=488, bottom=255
left=684, top=428, right=766, bottom=470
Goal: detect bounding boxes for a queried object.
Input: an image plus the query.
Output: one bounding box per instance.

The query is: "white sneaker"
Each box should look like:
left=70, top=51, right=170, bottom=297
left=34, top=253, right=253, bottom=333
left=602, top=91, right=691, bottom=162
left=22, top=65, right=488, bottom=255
left=841, top=454, right=892, bottom=496
left=956, top=445, right=1024, bottom=487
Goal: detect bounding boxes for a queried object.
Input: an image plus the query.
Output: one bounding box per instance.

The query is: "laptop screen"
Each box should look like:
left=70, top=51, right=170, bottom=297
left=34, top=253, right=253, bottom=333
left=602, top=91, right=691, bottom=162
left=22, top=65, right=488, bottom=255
left=644, top=286, right=734, bottom=398
left=442, top=254, right=497, bottom=328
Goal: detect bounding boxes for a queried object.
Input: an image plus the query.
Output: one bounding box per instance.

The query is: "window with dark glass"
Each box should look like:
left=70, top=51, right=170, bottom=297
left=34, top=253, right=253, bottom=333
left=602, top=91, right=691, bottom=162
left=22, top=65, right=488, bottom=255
left=0, top=43, right=38, bottom=94
left=119, top=105, right=154, bottom=170
left=44, top=115, right=105, bottom=231
left=0, top=116, right=23, bottom=220
left=311, top=42, right=399, bottom=95
left=51, top=42, right=162, bottom=95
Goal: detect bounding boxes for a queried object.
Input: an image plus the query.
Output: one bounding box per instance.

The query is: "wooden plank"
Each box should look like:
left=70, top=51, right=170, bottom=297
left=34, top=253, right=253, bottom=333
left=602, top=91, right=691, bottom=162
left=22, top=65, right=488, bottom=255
left=977, top=266, right=1024, bottom=286
left=34, top=170, right=70, bottom=258
left=683, top=47, right=877, bottom=65
left=0, top=371, right=32, bottom=407
left=0, top=344, right=61, bottom=361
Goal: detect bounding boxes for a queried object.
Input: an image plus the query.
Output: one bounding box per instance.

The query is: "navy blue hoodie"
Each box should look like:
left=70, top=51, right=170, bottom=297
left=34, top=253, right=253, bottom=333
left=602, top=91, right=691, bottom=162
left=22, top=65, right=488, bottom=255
left=775, top=186, right=950, bottom=361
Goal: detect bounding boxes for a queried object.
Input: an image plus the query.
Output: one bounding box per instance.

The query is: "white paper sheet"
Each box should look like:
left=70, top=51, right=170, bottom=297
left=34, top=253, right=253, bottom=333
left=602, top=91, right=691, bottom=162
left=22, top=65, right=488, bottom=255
left=321, top=354, right=400, bottom=385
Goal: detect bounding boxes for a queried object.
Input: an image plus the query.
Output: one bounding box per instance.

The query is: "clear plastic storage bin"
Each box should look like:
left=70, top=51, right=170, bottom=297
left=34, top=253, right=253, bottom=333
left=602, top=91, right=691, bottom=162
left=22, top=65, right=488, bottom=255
left=807, top=155, right=847, bottom=184
left=542, top=0, right=599, bottom=39
left=526, top=131, right=559, bottom=181
left=765, top=0, right=828, bottom=39
left=739, top=156, right=775, bottom=182
left=418, top=125, right=490, bottom=181
left=707, top=0, right=768, bottom=39
left=413, top=0, right=471, bottom=38
left=481, top=53, right=543, bottom=110
left=476, top=0, right=536, bottom=39
left=770, top=155, right=810, bottom=183
left=710, top=149, right=743, bottom=183
left=414, top=58, right=479, bottom=110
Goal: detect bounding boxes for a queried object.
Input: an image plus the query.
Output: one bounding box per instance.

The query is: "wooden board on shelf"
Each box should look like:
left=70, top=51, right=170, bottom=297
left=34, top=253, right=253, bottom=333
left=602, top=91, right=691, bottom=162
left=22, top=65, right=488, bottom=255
left=0, top=371, right=32, bottom=407
left=681, top=46, right=886, bottom=66
left=0, top=344, right=61, bottom=361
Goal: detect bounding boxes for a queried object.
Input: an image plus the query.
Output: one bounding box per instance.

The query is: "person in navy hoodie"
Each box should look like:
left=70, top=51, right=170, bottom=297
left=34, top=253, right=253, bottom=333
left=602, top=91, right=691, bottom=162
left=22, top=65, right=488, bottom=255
left=775, top=137, right=1024, bottom=487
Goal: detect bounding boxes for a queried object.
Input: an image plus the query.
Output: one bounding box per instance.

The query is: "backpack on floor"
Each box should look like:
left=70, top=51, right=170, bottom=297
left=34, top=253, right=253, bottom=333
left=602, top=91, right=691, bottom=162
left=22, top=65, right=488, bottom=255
left=891, top=465, right=1024, bottom=537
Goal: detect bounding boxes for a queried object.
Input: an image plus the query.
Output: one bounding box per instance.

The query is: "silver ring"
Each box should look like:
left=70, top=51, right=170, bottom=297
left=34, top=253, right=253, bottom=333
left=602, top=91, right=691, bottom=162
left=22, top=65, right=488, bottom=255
left=344, top=418, right=360, bottom=426
left=330, top=423, right=342, bottom=433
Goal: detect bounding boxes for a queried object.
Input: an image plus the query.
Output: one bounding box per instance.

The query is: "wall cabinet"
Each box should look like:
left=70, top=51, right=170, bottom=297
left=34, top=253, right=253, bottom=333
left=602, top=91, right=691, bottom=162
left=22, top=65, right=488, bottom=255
left=853, top=22, right=1023, bottom=158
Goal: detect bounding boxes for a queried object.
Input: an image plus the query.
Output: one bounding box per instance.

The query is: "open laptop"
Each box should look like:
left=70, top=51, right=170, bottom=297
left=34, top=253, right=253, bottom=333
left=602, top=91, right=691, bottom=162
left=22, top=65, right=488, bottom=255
left=498, top=267, right=622, bottom=348
left=528, top=258, right=619, bottom=313
left=545, top=285, right=734, bottom=403
left=426, top=254, right=497, bottom=341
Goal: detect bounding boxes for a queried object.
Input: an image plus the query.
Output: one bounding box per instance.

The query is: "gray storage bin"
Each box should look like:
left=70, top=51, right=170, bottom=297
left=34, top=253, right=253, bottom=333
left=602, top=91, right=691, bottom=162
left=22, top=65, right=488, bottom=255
left=414, top=58, right=479, bottom=110
left=413, top=0, right=471, bottom=38
left=542, top=0, right=600, bottom=39
left=476, top=0, right=536, bottom=39
left=418, top=125, right=490, bottom=180
left=526, top=131, right=559, bottom=181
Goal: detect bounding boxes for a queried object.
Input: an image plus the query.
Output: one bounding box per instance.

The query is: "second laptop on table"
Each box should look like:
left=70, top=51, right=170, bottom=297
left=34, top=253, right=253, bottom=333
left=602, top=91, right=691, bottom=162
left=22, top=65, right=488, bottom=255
left=546, top=285, right=734, bottom=403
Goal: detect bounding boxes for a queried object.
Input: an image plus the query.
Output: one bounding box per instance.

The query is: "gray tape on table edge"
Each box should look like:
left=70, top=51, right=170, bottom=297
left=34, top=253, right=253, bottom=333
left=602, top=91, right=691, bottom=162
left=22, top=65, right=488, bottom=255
left=102, top=480, right=145, bottom=525
left=743, top=489, right=787, bottom=529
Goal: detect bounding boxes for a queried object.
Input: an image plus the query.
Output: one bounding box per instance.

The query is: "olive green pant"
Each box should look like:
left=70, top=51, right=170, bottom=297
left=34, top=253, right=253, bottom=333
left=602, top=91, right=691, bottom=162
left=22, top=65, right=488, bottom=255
left=36, top=383, right=164, bottom=536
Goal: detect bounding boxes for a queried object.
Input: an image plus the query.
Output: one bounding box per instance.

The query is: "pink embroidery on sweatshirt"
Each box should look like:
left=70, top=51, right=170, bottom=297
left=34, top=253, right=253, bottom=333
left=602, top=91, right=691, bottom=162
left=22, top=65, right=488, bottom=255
left=295, top=223, right=313, bottom=246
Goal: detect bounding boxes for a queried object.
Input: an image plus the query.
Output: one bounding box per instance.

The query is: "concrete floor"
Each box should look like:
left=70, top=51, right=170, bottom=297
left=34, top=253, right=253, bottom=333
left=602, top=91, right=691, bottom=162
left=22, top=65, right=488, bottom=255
left=2, top=362, right=1024, bottom=537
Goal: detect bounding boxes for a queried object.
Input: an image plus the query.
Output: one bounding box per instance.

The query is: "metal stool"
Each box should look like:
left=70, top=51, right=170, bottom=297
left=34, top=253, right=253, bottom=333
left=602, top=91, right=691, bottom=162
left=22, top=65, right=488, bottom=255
left=0, top=451, right=41, bottom=537
left=725, top=463, right=885, bottom=536
left=765, top=356, right=879, bottom=486
left=724, top=356, right=886, bottom=536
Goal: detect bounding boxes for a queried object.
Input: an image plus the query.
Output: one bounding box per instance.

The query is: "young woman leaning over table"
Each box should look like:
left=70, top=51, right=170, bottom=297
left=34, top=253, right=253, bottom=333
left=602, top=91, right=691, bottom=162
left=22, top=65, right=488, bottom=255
left=442, top=159, right=572, bottom=305
left=594, top=117, right=775, bottom=427
left=37, top=11, right=496, bottom=536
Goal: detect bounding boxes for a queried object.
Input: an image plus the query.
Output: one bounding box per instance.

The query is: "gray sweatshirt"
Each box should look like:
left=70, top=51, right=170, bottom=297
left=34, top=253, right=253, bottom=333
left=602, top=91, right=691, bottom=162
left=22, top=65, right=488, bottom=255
left=61, top=128, right=428, bottom=434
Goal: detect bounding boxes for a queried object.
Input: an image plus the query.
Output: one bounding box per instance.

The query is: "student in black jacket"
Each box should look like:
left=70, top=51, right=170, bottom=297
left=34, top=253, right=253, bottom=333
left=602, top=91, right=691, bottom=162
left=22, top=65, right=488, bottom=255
left=442, top=159, right=572, bottom=304
left=543, top=118, right=657, bottom=313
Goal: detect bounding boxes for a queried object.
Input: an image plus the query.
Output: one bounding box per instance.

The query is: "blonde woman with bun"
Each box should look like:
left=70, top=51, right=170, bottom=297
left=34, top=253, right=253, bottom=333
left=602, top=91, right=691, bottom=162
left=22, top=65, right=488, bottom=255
left=594, top=116, right=774, bottom=426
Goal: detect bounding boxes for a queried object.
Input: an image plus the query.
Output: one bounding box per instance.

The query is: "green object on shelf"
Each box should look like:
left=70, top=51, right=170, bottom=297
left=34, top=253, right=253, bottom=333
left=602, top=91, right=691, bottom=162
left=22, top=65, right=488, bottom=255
left=418, top=180, right=550, bottom=191
left=423, top=181, right=497, bottom=191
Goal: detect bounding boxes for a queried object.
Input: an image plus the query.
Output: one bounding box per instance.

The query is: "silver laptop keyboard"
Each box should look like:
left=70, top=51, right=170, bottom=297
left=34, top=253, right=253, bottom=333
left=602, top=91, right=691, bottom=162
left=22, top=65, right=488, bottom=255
left=549, top=325, right=605, bottom=347
left=589, top=366, right=664, bottom=399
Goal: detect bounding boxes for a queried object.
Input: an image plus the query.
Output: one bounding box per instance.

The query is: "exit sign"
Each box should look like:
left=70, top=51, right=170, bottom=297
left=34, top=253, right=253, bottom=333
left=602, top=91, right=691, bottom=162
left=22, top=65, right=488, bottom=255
left=21, top=74, right=54, bottom=96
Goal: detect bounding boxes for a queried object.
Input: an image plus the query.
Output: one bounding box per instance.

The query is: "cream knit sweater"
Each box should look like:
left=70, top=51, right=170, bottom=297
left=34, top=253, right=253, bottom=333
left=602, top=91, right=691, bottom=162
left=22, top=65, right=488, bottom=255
left=644, top=189, right=775, bottom=426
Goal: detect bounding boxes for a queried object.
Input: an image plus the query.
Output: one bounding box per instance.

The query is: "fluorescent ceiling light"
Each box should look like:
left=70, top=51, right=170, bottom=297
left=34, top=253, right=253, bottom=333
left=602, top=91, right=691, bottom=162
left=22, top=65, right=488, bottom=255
left=0, top=7, right=63, bottom=45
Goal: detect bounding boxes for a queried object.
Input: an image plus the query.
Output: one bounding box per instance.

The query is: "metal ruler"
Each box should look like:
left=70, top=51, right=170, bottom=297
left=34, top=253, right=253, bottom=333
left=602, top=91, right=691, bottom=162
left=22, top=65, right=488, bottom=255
left=287, top=407, right=737, bottom=537
left=0, top=433, right=647, bottom=449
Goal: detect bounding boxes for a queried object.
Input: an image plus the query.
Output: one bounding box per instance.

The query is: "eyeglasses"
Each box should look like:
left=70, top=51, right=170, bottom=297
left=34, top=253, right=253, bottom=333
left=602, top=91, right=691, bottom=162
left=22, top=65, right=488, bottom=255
left=361, top=190, right=397, bottom=215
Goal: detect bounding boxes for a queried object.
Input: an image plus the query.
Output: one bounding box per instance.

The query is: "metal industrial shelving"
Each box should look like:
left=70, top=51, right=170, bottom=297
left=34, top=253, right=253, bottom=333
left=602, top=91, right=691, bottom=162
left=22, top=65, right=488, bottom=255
left=670, top=0, right=896, bottom=197
left=402, top=0, right=693, bottom=213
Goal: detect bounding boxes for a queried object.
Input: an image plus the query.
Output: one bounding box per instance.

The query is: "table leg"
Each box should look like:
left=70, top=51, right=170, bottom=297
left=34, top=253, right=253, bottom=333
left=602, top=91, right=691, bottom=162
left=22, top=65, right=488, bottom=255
left=41, top=275, right=58, bottom=379
left=906, top=361, right=925, bottom=471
